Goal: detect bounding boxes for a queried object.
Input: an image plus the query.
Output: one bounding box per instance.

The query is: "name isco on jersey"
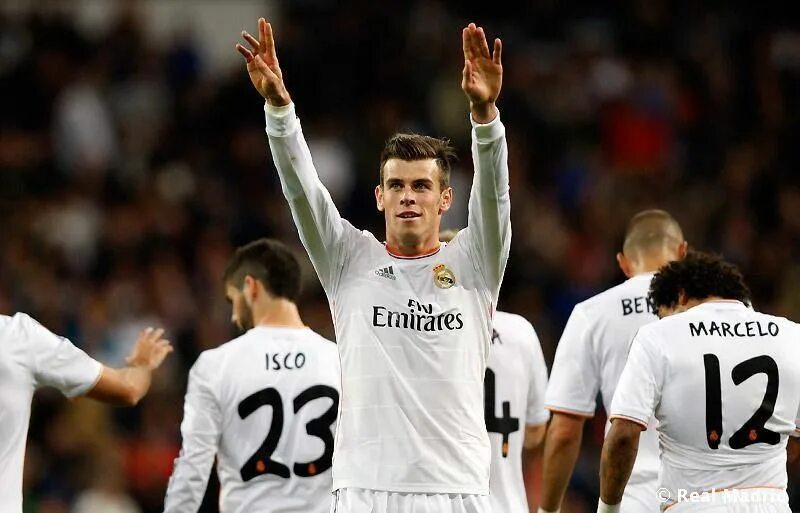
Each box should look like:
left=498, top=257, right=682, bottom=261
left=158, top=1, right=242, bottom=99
left=689, top=320, right=779, bottom=338
left=372, top=299, right=464, bottom=331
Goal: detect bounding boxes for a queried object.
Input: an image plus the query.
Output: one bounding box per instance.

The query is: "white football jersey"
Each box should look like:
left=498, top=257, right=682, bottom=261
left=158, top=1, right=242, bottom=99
left=487, top=311, right=549, bottom=513
left=163, top=326, right=340, bottom=513
left=0, top=313, right=102, bottom=513
left=611, top=300, right=800, bottom=510
left=545, top=273, right=660, bottom=490
left=265, top=102, right=510, bottom=494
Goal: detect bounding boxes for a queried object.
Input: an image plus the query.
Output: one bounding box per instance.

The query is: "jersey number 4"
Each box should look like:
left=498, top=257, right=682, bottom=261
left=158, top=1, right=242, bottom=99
left=485, top=368, right=520, bottom=458
left=703, top=354, right=780, bottom=449
left=238, top=385, right=339, bottom=481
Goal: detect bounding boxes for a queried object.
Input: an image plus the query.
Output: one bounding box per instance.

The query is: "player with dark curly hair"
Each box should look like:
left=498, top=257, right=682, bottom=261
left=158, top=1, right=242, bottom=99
left=598, top=251, right=800, bottom=513
left=648, top=251, right=751, bottom=318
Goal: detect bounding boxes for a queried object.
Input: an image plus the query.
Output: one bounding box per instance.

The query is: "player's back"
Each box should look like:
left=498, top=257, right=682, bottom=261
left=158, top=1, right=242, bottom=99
left=638, top=301, right=800, bottom=500
left=547, top=273, right=660, bottom=484
left=486, top=311, right=548, bottom=513
left=200, top=326, right=340, bottom=513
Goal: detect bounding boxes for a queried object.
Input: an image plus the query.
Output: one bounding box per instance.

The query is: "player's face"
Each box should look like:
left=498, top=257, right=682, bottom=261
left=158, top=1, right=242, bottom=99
left=225, top=284, right=255, bottom=332
left=375, top=158, right=452, bottom=245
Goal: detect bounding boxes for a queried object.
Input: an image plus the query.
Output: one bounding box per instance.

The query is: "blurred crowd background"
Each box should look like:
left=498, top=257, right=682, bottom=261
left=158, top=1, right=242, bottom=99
left=2, top=0, right=799, bottom=511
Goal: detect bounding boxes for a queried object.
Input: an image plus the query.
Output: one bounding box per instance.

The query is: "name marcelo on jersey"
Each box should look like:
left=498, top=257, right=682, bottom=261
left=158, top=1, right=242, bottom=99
left=372, top=298, right=464, bottom=332
left=689, top=320, right=779, bottom=338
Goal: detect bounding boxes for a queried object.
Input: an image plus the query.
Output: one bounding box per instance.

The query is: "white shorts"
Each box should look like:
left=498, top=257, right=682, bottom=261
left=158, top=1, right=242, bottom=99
left=330, top=488, right=492, bottom=513
left=664, top=488, right=790, bottom=513
left=621, top=480, right=660, bottom=513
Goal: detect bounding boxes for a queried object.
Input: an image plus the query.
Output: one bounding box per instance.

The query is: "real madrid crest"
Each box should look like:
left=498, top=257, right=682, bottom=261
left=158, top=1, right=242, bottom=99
left=433, top=264, right=456, bottom=289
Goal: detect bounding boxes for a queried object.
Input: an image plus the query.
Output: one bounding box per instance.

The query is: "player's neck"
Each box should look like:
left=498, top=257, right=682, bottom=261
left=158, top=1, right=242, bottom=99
left=684, top=296, right=729, bottom=309
left=385, top=233, right=441, bottom=257
left=253, top=299, right=306, bottom=329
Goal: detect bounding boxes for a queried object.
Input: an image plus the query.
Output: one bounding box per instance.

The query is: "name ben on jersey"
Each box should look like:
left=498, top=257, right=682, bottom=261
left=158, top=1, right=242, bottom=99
left=372, top=298, right=464, bottom=332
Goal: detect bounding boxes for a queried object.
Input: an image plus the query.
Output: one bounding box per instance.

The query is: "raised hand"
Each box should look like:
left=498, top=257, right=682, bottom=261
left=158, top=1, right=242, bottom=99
left=126, top=327, right=173, bottom=371
left=236, top=18, right=291, bottom=106
left=461, top=23, right=502, bottom=123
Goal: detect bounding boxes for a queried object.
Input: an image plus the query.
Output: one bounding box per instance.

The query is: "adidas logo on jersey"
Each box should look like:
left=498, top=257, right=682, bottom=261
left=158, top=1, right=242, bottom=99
left=375, top=265, right=396, bottom=280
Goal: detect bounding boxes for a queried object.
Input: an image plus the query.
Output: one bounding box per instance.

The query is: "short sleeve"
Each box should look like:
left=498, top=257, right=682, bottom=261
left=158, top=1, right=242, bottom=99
left=609, top=329, right=664, bottom=428
left=24, top=314, right=102, bottom=398
left=524, top=321, right=550, bottom=426
left=545, top=306, right=599, bottom=416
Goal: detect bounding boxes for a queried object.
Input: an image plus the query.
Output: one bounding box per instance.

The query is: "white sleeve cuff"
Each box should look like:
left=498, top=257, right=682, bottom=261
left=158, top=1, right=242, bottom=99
left=264, top=101, right=298, bottom=137
left=470, top=108, right=504, bottom=142
left=596, top=499, right=621, bottom=513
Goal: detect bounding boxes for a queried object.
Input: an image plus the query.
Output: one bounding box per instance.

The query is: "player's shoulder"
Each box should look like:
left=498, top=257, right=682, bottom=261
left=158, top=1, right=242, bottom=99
left=0, top=312, right=45, bottom=340
left=494, top=310, right=535, bottom=332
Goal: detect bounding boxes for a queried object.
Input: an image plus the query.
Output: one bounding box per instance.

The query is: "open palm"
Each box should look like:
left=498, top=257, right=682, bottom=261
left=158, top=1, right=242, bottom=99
left=461, top=23, right=502, bottom=107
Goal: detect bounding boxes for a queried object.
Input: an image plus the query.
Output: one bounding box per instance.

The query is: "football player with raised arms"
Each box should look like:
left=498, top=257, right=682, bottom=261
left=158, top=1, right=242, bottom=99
left=236, top=17, right=509, bottom=513
left=440, top=230, right=549, bottom=513
left=540, top=209, right=687, bottom=513
left=0, top=317, right=172, bottom=513
left=163, top=239, right=340, bottom=513
left=601, top=252, right=800, bottom=512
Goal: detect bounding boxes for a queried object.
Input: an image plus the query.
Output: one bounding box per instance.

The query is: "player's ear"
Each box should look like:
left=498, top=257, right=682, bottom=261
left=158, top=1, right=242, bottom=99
left=677, top=289, right=689, bottom=306
left=243, top=275, right=257, bottom=304
left=375, top=184, right=385, bottom=212
left=617, top=252, right=633, bottom=278
left=677, top=240, right=689, bottom=259
left=438, top=186, right=453, bottom=214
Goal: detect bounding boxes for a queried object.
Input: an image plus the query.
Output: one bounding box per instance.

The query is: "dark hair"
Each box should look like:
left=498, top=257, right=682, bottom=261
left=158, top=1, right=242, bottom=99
left=223, top=239, right=301, bottom=302
left=649, top=251, right=751, bottom=309
left=379, top=133, right=456, bottom=190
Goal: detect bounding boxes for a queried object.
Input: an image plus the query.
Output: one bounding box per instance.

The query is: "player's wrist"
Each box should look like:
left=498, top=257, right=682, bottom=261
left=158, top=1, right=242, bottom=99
left=596, top=498, right=620, bottom=513
left=265, top=88, right=291, bottom=107
left=469, top=101, right=497, bottom=124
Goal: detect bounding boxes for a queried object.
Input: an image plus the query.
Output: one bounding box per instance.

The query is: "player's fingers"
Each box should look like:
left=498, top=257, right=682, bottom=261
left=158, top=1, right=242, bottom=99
left=478, top=27, right=491, bottom=58
left=492, top=38, right=502, bottom=66
left=462, top=27, right=472, bottom=59
left=468, top=23, right=481, bottom=59
left=235, top=44, right=254, bottom=62
left=242, top=31, right=260, bottom=53
left=148, top=328, right=165, bottom=344
left=264, top=21, right=278, bottom=62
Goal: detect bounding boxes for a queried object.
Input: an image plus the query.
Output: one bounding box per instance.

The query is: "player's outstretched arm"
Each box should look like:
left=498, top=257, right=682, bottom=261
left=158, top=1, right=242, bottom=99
left=236, top=17, right=291, bottom=106
left=236, top=19, right=356, bottom=293
left=598, top=419, right=642, bottom=512
left=461, top=23, right=510, bottom=299
left=85, top=328, right=172, bottom=406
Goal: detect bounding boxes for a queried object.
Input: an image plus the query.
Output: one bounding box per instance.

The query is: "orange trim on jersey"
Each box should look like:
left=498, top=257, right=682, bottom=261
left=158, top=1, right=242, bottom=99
left=546, top=405, right=595, bottom=419
left=384, top=243, right=442, bottom=259
left=662, top=485, right=786, bottom=511
left=608, top=414, right=648, bottom=429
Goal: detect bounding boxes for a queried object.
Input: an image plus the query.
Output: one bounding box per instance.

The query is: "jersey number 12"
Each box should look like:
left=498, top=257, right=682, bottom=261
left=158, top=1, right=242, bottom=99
left=703, top=354, right=780, bottom=449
